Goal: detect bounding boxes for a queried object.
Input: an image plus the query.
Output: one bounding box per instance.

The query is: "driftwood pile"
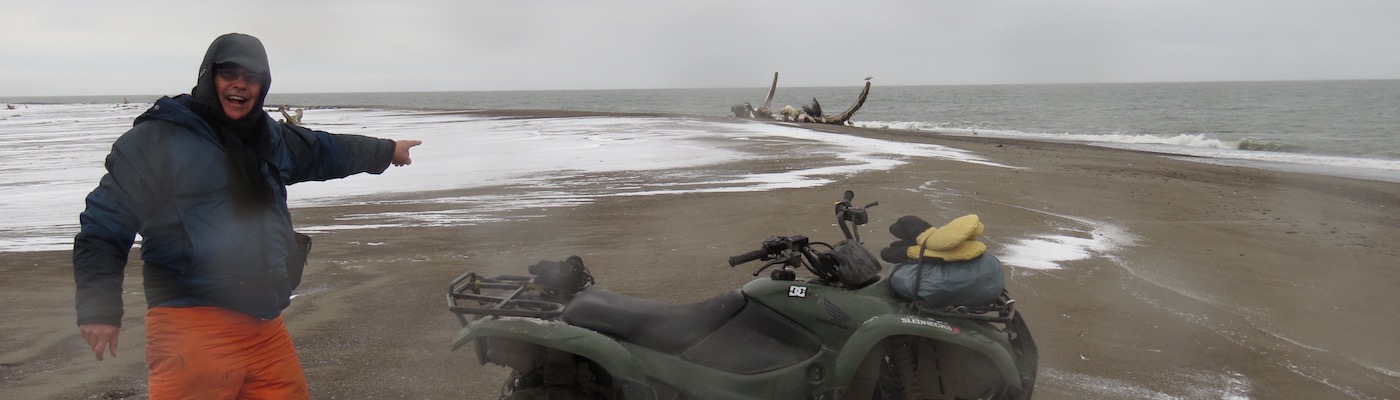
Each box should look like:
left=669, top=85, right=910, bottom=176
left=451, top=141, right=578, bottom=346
left=730, top=72, right=871, bottom=125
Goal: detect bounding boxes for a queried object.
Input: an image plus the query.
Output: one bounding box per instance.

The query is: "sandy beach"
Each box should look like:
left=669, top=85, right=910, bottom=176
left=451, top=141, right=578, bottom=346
left=2, top=115, right=1397, bottom=399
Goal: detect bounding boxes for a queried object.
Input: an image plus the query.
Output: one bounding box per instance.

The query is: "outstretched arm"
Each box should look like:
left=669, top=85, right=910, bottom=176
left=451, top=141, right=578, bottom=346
left=278, top=124, right=422, bottom=182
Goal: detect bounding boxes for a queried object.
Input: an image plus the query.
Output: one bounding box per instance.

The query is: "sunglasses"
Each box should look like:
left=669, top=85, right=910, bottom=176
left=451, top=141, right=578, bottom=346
left=215, top=68, right=267, bottom=85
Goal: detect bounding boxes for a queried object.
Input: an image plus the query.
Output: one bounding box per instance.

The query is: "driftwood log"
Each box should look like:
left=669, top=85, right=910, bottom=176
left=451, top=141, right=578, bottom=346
left=755, top=72, right=777, bottom=119
left=821, top=80, right=871, bottom=125
left=730, top=72, right=779, bottom=119
left=730, top=73, right=870, bottom=125
left=278, top=105, right=304, bottom=126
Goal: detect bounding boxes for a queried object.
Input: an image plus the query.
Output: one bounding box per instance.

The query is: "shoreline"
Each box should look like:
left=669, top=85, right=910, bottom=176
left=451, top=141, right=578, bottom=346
left=5, top=101, right=1397, bottom=191
left=778, top=120, right=1400, bottom=186
left=397, top=108, right=1400, bottom=186
left=2, top=114, right=1398, bottom=399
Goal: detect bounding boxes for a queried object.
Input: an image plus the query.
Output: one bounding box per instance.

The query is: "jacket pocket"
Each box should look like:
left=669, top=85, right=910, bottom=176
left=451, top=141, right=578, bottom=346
left=287, top=232, right=312, bottom=290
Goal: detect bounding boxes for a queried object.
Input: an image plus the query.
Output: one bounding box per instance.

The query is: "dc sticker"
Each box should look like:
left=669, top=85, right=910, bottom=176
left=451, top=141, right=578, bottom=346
left=788, top=286, right=807, bottom=298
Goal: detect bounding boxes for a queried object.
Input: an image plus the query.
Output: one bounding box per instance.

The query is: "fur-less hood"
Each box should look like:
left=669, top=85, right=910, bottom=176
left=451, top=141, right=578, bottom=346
left=191, top=33, right=273, bottom=115
left=185, top=33, right=276, bottom=211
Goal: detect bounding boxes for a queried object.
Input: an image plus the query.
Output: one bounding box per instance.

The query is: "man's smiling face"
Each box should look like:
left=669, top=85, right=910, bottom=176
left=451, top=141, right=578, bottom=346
left=213, top=66, right=264, bottom=120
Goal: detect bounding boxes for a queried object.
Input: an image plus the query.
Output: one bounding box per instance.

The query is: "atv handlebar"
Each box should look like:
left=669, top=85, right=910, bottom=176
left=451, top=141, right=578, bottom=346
left=835, top=191, right=877, bottom=242
left=729, top=234, right=834, bottom=280
left=728, top=248, right=769, bottom=267
left=728, top=190, right=880, bottom=282
left=727, top=235, right=798, bottom=267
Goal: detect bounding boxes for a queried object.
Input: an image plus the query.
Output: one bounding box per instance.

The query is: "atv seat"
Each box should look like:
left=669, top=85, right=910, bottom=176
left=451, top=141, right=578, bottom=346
left=561, top=288, right=746, bottom=354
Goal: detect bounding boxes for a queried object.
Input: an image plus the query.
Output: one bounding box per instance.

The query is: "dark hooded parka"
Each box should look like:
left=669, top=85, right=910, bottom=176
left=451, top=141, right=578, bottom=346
left=74, top=33, right=396, bottom=326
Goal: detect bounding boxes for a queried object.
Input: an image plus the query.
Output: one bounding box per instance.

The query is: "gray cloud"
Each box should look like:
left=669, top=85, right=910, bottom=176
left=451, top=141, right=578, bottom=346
left=3, top=0, right=1397, bottom=96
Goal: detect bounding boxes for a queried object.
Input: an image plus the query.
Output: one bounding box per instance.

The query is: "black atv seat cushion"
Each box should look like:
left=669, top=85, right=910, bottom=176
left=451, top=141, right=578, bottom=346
left=561, top=288, right=747, bottom=354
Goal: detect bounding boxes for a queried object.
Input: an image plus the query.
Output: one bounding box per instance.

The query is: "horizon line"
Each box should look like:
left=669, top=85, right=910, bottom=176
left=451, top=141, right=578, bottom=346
left=4, top=77, right=1399, bottom=100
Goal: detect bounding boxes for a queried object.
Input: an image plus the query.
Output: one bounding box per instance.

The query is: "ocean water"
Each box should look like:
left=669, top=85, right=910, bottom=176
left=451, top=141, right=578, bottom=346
left=269, top=79, right=1400, bottom=163
left=282, top=80, right=1400, bottom=182
left=11, top=79, right=1396, bottom=161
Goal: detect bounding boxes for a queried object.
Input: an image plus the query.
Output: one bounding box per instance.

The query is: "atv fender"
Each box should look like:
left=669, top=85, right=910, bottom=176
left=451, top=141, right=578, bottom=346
left=831, top=314, right=1023, bottom=389
left=451, top=317, right=649, bottom=383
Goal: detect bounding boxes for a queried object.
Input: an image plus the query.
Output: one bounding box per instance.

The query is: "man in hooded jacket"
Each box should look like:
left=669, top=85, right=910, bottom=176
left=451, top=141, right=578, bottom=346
left=73, top=33, right=421, bottom=399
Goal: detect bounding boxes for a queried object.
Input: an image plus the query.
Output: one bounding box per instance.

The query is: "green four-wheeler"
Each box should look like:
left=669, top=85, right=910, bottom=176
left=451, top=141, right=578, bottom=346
left=447, top=191, right=1037, bottom=399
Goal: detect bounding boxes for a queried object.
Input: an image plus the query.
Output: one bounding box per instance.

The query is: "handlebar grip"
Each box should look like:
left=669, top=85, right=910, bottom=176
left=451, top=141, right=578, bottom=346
left=728, top=248, right=769, bottom=267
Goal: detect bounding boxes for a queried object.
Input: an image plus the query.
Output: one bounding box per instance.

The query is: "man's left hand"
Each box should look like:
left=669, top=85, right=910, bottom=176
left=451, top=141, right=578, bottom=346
left=392, top=140, right=422, bottom=166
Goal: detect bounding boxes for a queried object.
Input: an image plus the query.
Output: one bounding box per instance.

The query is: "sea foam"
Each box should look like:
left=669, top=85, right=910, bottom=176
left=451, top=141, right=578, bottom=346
left=853, top=120, right=1400, bottom=183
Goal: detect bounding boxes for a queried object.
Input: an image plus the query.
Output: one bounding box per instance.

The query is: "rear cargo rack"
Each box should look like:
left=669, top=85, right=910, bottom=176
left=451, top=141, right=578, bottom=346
left=912, top=290, right=1018, bottom=323
left=446, top=271, right=566, bottom=327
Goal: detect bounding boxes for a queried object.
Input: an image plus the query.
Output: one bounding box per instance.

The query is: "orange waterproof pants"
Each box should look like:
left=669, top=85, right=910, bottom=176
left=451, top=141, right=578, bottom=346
left=145, top=306, right=309, bottom=400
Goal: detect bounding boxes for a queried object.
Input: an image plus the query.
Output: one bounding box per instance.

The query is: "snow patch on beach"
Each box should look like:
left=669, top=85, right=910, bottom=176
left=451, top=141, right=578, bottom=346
left=285, top=113, right=1009, bottom=205
left=1041, top=368, right=1252, bottom=400
left=1355, top=360, right=1400, bottom=379
left=0, top=103, right=143, bottom=252
left=764, top=121, right=1016, bottom=169
left=0, top=104, right=1017, bottom=249
left=996, top=213, right=1139, bottom=271
left=297, top=192, right=595, bottom=231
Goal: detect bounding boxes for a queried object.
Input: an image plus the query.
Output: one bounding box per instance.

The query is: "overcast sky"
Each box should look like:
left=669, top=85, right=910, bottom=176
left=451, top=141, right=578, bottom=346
left=4, top=0, right=1398, bottom=96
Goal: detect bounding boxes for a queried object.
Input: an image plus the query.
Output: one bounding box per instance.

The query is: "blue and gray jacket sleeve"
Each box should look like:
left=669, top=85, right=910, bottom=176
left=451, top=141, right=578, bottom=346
left=73, top=126, right=165, bottom=327
left=275, top=123, right=395, bottom=183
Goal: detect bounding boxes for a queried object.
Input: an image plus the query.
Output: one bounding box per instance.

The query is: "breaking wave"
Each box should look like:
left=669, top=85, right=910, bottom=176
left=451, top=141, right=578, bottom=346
left=1234, top=136, right=1298, bottom=152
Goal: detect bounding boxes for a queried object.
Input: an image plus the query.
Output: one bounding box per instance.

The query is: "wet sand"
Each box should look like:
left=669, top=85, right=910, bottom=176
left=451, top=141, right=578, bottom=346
left=2, top=117, right=1398, bottom=399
